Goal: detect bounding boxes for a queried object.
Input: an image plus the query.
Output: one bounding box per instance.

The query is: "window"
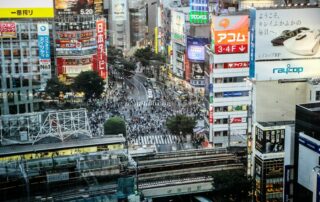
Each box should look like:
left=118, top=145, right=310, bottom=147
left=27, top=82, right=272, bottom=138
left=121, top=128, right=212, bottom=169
left=316, top=91, right=320, bottom=101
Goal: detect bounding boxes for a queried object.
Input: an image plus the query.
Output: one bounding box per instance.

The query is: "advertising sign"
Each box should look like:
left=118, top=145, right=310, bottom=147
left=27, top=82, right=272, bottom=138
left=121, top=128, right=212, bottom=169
left=187, top=36, right=208, bottom=61
left=111, top=0, right=127, bottom=21
left=55, top=0, right=102, bottom=15
left=255, top=126, right=285, bottom=154
left=171, top=11, right=185, bottom=44
left=191, top=62, right=204, bottom=79
left=223, top=62, right=249, bottom=69
left=0, top=22, right=16, bottom=38
left=0, top=0, right=54, bottom=18
left=223, top=91, right=247, bottom=97
left=230, top=117, right=245, bottom=124
left=252, top=8, right=320, bottom=61
left=37, top=23, right=51, bottom=66
left=95, top=18, right=107, bottom=79
left=213, top=15, right=249, bottom=54
left=189, top=0, right=208, bottom=24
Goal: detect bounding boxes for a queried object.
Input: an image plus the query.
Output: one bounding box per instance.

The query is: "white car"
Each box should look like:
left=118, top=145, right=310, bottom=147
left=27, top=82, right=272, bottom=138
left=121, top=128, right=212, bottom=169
left=147, top=89, right=153, bottom=99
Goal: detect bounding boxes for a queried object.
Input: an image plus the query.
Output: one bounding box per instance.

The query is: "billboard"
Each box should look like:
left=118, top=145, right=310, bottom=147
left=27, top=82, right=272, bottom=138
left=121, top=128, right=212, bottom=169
left=250, top=8, right=320, bottom=80
left=37, top=23, right=51, bottom=66
left=189, top=0, right=208, bottom=24
left=95, top=18, right=107, bottom=79
left=111, top=0, right=127, bottom=21
left=171, top=11, right=185, bottom=44
left=0, top=22, right=16, bottom=38
left=213, top=15, right=249, bottom=54
left=187, top=36, right=208, bottom=61
left=0, top=0, right=54, bottom=18
left=55, top=0, right=103, bottom=15
left=191, top=62, right=204, bottom=79
left=255, top=126, right=285, bottom=154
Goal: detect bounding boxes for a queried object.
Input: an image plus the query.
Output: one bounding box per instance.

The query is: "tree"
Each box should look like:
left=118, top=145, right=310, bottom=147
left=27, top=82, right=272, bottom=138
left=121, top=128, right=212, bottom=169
left=72, top=71, right=105, bottom=101
left=104, top=116, right=126, bottom=137
left=45, top=77, right=69, bottom=99
left=115, top=58, right=136, bottom=78
left=107, top=46, right=123, bottom=65
left=166, top=114, right=197, bottom=136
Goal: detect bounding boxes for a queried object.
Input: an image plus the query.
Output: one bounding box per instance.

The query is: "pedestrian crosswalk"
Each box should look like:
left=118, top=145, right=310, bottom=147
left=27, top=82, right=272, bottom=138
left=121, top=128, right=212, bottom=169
left=129, top=134, right=181, bottom=145
left=126, top=101, right=173, bottom=107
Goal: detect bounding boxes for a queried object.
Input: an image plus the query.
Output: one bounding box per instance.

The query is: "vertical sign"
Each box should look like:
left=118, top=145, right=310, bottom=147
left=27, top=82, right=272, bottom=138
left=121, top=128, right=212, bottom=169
left=96, top=18, right=107, bottom=79
left=37, top=23, right=51, bottom=66
left=155, top=27, right=158, bottom=54
left=111, top=0, right=127, bottom=21
left=189, top=0, right=209, bottom=24
left=249, top=8, right=256, bottom=78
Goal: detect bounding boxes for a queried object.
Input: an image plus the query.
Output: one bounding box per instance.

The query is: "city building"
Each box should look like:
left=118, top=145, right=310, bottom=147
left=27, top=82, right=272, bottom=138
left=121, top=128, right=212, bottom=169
left=54, top=0, right=107, bottom=82
left=0, top=0, right=55, bottom=115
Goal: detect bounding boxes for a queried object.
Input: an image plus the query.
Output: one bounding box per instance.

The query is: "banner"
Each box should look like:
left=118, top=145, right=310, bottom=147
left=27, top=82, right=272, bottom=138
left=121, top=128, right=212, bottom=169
left=0, top=22, right=16, bottom=38
left=0, top=0, right=54, bottom=18
left=189, top=0, right=208, bottom=24
left=171, top=11, right=185, bottom=44
left=191, top=62, right=204, bottom=79
left=213, top=15, right=249, bottom=54
left=37, top=23, right=51, bottom=66
left=95, top=18, right=107, bottom=79
left=55, top=0, right=102, bottom=15
left=187, top=36, right=208, bottom=61
left=255, top=126, right=285, bottom=154
left=111, top=0, right=127, bottom=21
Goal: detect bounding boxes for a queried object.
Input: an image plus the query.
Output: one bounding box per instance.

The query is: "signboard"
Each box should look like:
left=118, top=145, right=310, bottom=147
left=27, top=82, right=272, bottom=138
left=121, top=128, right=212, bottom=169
left=213, top=15, right=249, bottom=54
left=230, top=117, right=245, bottom=124
left=171, top=11, right=185, bottom=44
left=189, top=0, right=208, bottom=24
left=255, top=126, right=285, bottom=154
left=191, top=62, right=204, bottom=79
left=187, top=36, right=208, bottom=61
left=250, top=8, right=320, bottom=80
left=111, top=0, right=127, bottom=21
left=0, top=22, right=16, bottom=38
left=37, top=23, right=51, bottom=66
left=223, top=61, right=249, bottom=68
left=55, top=0, right=102, bottom=15
left=223, top=91, right=247, bottom=97
left=0, top=0, right=54, bottom=18
left=95, top=18, right=107, bottom=79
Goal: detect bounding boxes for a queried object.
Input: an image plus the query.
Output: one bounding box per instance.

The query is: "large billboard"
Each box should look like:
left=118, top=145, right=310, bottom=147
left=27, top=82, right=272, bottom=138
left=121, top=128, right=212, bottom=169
left=250, top=8, right=320, bottom=80
left=187, top=36, right=208, bottom=61
left=213, top=15, right=249, bottom=54
left=111, top=0, right=127, bottom=21
left=171, top=11, right=185, bottom=44
left=0, top=22, right=16, bottom=38
left=55, top=0, right=103, bottom=15
left=94, top=18, right=107, bottom=79
left=0, top=0, right=54, bottom=18
left=255, top=126, right=285, bottom=154
left=189, top=0, right=208, bottom=24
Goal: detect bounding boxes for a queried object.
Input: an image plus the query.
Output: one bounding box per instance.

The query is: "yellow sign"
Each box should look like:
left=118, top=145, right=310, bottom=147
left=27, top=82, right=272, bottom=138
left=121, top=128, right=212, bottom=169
left=0, top=8, right=54, bottom=18
left=154, top=27, right=158, bottom=54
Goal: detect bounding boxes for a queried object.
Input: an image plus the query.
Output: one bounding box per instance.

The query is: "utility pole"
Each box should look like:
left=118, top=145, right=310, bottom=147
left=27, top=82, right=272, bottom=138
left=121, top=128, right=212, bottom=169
left=228, top=115, right=231, bottom=149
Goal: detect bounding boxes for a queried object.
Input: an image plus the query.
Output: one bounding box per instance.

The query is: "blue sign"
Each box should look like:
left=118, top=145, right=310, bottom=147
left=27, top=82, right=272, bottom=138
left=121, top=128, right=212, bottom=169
left=223, top=91, right=247, bottom=97
left=249, top=8, right=256, bottom=78
left=272, top=64, right=304, bottom=74
left=37, top=24, right=50, bottom=62
left=187, top=36, right=208, bottom=61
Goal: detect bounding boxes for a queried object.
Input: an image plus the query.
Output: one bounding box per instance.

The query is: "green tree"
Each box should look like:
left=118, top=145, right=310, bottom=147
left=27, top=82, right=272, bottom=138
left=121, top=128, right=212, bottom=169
left=115, top=58, right=136, bottom=78
left=72, top=71, right=105, bottom=101
left=166, top=114, right=197, bottom=136
left=45, top=77, right=69, bottom=99
left=104, top=116, right=126, bottom=136
left=107, top=46, right=123, bottom=65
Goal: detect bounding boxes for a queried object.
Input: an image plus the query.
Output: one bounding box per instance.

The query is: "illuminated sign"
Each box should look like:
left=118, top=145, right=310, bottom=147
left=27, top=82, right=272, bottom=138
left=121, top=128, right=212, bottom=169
left=187, top=36, right=208, bottom=61
left=272, top=64, right=303, bottom=74
left=55, top=0, right=102, bottom=15
left=37, top=23, right=51, bottom=65
left=0, top=22, right=16, bottom=38
left=95, top=18, right=107, bottom=79
left=189, top=0, right=208, bottom=24
left=223, top=62, right=249, bottom=68
left=0, top=0, right=54, bottom=18
left=213, top=15, right=249, bottom=54
left=171, top=11, right=185, bottom=44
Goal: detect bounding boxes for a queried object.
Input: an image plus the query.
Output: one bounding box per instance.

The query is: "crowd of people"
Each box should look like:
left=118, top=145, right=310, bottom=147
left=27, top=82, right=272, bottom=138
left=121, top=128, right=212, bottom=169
left=87, top=76, right=206, bottom=146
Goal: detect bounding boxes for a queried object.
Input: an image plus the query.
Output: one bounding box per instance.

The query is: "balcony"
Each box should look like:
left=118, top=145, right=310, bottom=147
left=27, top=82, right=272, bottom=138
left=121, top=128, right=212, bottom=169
left=213, top=82, right=250, bottom=93
left=214, top=111, right=248, bottom=119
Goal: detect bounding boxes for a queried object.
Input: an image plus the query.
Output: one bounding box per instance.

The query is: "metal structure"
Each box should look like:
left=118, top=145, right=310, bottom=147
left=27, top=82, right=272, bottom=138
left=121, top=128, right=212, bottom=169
left=0, top=108, right=92, bottom=145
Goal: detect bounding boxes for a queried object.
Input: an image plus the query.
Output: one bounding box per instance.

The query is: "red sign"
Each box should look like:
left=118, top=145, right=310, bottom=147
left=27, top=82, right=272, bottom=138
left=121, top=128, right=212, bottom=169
left=230, top=117, right=244, bottom=123
left=95, top=19, right=107, bottom=79
left=209, top=106, right=214, bottom=124
left=223, top=62, right=249, bottom=69
left=215, top=44, right=247, bottom=54
left=0, top=22, right=16, bottom=38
